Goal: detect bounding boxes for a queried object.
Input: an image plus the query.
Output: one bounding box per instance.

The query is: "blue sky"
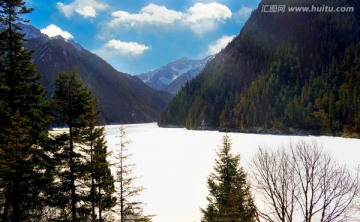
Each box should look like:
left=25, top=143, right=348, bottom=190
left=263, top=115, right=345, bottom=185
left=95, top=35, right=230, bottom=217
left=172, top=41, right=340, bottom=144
left=25, top=0, right=260, bottom=75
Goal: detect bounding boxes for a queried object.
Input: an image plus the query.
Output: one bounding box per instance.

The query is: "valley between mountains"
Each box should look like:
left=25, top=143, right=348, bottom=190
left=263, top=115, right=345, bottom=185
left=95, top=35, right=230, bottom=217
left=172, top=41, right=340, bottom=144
left=24, top=0, right=360, bottom=137
left=1, top=0, right=360, bottom=221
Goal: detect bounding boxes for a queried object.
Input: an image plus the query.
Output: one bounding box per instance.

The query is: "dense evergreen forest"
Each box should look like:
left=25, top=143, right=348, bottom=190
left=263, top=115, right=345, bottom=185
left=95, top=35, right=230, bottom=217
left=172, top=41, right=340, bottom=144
left=159, top=0, right=360, bottom=137
left=0, top=1, right=151, bottom=221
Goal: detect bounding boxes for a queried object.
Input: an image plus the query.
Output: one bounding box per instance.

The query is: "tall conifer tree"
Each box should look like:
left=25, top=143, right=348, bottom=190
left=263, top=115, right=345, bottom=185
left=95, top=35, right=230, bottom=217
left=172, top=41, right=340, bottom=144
left=51, top=71, right=90, bottom=221
left=51, top=71, right=115, bottom=221
left=201, top=134, right=257, bottom=222
left=82, top=97, right=116, bottom=221
left=0, top=1, right=52, bottom=221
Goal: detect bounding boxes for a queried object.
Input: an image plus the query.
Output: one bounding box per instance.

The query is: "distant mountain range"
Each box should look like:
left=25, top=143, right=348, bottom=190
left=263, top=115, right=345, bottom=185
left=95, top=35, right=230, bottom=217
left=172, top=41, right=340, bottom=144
left=22, top=24, right=172, bottom=124
left=159, top=0, right=360, bottom=137
left=137, top=56, right=212, bottom=94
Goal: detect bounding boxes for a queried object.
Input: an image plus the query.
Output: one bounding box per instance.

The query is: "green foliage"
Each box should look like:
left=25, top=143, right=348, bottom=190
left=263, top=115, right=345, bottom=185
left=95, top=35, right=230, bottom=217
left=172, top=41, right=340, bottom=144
left=0, top=2, right=119, bottom=221
left=0, top=1, right=54, bottom=221
left=82, top=95, right=116, bottom=221
left=201, top=135, right=257, bottom=222
left=160, top=0, right=360, bottom=137
left=50, top=71, right=115, bottom=221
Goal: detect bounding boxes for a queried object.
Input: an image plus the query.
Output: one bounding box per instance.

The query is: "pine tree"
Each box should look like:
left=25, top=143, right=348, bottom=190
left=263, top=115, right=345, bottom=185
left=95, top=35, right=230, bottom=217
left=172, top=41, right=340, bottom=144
left=0, top=1, right=53, bottom=221
left=201, top=134, right=257, bottom=222
left=92, top=133, right=117, bottom=221
left=116, top=126, right=153, bottom=222
left=51, top=70, right=116, bottom=221
left=51, top=71, right=95, bottom=221
left=82, top=99, right=116, bottom=221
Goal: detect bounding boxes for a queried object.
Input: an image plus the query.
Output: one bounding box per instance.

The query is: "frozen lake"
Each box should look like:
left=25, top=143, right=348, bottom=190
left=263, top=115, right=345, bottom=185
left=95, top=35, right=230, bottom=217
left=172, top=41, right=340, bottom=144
left=105, top=123, right=360, bottom=222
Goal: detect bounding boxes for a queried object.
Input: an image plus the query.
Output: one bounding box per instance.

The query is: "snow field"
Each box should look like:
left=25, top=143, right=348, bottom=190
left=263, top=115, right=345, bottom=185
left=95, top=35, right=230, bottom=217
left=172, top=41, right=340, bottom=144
left=105, top=123, right=360, bottom=222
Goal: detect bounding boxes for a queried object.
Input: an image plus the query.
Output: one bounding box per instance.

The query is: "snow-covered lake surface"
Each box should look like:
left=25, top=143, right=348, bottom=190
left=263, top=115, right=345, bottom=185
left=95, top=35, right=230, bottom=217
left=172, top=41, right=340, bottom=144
left=105, top=123, right=360, bottom=222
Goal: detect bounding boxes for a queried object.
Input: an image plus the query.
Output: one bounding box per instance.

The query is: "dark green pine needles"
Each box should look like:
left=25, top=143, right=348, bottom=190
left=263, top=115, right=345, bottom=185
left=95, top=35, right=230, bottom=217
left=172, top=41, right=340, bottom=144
left=201, top=134, right=257, bottom=222
left=51, top=71, right=116, bottom=221
left=0, top=1, right=53, bottom=221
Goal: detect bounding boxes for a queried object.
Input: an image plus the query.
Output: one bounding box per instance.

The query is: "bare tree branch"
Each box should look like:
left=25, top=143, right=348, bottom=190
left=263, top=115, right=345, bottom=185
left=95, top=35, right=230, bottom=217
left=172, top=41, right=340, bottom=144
left=252, top=141, right=359, bottom=222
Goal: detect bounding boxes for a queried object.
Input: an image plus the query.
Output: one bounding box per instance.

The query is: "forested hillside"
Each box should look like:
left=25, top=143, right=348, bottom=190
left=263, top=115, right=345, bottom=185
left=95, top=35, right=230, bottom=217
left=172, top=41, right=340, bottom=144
left=23, top=25, right=172, bottom=124
left=159, top=0, right=360, bottom=137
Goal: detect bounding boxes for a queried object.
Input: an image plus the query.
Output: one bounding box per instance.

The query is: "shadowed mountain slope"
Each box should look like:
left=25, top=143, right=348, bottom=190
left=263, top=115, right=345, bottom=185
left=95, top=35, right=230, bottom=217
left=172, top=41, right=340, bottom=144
left=23, top=24, right=172, bottom=124
left=159, top=0, right=360, bottom=137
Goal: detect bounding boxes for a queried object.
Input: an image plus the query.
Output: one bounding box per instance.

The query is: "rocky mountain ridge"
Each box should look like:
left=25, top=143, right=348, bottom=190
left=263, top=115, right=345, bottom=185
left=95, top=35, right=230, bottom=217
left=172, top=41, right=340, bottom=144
left=22, top=24, right=172, bottom=124
left=138, top=56, right=212, bottom=94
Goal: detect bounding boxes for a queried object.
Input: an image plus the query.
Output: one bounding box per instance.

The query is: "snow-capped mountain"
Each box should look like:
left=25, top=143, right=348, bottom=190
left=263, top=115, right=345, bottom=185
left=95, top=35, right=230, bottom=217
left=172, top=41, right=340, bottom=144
left=21, top=24, right=172, bottom=124
left=138, top=56, right=212, bottom=94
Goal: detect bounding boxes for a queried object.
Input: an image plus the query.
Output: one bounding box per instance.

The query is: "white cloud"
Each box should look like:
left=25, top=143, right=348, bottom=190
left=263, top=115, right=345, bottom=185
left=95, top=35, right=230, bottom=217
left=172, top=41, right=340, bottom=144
left=185, top=2, right=232, bottom=36
left=40, top=24, right=74, bottom=40
left=109, top=3, right=232, bottom=36
left=110, top=4, right=183, bottom=27
left=234, top=6, right=253, bottom=23
left=57, top=0, right=108, bottom=18
left=93, top=39, right=151, bottom=59
left=76, top=5, right=96, bottom=18
left=106, top=40, right=151, bottom=56
left=207, top=35, right=236, bottom=55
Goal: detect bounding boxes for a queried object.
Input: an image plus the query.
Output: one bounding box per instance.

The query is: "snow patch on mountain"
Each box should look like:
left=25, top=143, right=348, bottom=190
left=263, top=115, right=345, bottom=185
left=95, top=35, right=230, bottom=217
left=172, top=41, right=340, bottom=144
left=137, top=56, right=212, bottom=94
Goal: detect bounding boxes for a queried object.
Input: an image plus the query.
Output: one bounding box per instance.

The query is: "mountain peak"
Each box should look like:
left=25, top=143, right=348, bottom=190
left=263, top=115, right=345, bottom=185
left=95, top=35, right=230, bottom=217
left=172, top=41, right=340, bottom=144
left=159, top=0, right=360, bottom=135
left=137, top=56, right=212, bottom=94
left=23, top=24, right=172, bottom=124
left=176, top=57, right=190, bottom=62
